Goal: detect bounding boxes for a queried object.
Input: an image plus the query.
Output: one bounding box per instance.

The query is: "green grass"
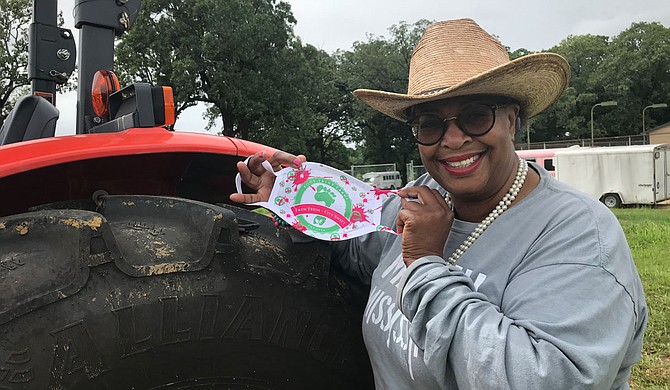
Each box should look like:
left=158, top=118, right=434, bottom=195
left=613, top=208, right=670, bottom=389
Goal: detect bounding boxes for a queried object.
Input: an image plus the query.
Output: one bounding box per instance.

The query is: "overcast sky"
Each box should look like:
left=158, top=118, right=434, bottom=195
left=54, top=0, right=670, bottom=135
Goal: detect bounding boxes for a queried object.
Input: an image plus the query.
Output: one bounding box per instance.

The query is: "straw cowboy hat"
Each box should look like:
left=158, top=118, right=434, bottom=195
left=353, top=18, right=570, bottom=121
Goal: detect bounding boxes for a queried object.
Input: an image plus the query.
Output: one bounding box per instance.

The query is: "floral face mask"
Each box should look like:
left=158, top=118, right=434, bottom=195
left=236, top=161, right=398, bottom=241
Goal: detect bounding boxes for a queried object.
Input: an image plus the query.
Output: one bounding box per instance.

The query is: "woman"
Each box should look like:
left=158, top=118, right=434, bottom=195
left=231, top=18, right=647, bottom=390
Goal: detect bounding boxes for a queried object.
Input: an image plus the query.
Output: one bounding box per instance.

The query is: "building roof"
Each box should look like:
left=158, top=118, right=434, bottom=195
left=649, top=121, right=670, bottom=134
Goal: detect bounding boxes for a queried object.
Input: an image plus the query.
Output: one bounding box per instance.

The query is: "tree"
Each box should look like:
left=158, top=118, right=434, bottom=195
left=337, top=20, right=432, bottom=180
left=252, top=43, right=356, bottom=169
left=116, top=0, right=354, bottom=168
left=509, top=48, right=533, bottom=60
left=596, top=22, right=670, bottom=135
left=116, top=0, right=298, bottom=139
left=0, top=0, right=30, bottom=125
left=526, top=23, right=670, bottom=143
left=528, top=34, right=611, bottom=141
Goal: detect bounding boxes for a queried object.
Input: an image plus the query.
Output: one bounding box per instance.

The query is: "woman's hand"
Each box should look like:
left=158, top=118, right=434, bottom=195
left=396, top=186, right=453, bottom=266
left=229, top=151, right=306, bottom=204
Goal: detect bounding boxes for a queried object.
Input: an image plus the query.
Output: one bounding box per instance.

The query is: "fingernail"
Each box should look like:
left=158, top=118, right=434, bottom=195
left=293, top=158, right=302, bottom=166
left=258, top=151, right=265, bottom=159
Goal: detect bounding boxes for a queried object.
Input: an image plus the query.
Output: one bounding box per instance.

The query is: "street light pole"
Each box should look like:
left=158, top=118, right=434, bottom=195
left=642, top=103, right=668, bottom=144
left=590, top=101, right=618, bottom=147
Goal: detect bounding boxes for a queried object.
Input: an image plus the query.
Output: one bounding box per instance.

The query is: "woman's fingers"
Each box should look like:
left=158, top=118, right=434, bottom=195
left=229, top=191, right=263, bottom=204
left=236, top=161, right=263, bottom=189
left=267, top=151, right=306, bottom=170
left=397, top=186, right=449, bottom=209
left=247, top=152, right=270, bottom=175
left=396, top=186, right=453, bottom=265
left=229, top=151, right=308, bottom=205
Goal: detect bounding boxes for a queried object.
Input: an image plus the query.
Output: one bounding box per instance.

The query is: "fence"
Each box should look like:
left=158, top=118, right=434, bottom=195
left=406, top=161, right=427, bottom=182
left=366, top=134, right=648, bottom=185
left=349, top=163, right=397, bottom=180
left=516, top=134, right=646, bottom=150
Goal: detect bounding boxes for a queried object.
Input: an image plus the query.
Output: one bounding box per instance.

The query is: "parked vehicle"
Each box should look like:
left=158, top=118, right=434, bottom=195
left=554, top=144, right=670, bottom=208
left=362, top=171, right=402, bottom=189
left=0, top=1, right=373, bottom=388
left=515, top=147, right=579, bottom=177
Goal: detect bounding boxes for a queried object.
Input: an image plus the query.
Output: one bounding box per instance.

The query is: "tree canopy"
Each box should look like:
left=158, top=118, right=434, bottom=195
left=3, top=0, right=669, bottom=162
left=525, top=22, right=670, bottom=143
left=115, top=0, right=356, bottom=169
left=116, top=8, right=670, bottom=157
left=336, top=20, right=432, bottom=177
left=116, top=0, right=298, bottom=139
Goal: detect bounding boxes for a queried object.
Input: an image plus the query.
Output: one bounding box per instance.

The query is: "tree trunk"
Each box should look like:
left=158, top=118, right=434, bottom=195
left=239, top=117, right=252, bottom=140
left=220, top=107, right=235, bottom=137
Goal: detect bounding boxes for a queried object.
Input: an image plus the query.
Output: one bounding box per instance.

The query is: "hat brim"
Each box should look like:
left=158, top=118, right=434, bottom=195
left=353, top=53, right=570, bottom=121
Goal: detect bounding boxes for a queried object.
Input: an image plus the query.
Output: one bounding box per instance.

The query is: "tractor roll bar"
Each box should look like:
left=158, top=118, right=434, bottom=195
left=30, top=0, right=141, bottom=134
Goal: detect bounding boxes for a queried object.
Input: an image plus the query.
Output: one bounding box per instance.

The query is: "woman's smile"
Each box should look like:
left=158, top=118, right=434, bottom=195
left=439, top=152, right=484, bottom=175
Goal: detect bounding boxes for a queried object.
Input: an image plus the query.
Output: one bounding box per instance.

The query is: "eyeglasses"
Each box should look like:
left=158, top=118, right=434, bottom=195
left=407, top=103, right=505, bottom=146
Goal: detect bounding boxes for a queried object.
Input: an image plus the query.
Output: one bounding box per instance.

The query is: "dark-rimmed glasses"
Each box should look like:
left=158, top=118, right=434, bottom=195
left=407, top=103, right=506, bottom=146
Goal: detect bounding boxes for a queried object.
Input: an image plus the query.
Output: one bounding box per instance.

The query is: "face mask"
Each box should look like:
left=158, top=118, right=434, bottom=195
left=236, top=161, right=398, bottom=241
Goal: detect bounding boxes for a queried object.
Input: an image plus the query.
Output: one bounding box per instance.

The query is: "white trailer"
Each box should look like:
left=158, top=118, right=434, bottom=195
left=554, top=144, right=670, bottom=208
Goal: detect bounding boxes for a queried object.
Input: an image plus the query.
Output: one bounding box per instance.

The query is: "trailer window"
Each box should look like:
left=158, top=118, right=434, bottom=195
left=544, top=159, right=555, bottom=171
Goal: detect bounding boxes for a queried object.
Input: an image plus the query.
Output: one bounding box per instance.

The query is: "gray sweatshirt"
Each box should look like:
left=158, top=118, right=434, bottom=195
left=332, top=163, right=647, bottom=389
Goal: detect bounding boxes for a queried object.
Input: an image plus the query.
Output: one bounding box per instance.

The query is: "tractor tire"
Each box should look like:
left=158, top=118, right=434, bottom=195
left=0, top=195, right=373, bottom=390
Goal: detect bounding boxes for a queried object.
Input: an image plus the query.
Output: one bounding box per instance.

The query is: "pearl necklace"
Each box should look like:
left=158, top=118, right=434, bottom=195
left=445, top=157, right=528, bottom=265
